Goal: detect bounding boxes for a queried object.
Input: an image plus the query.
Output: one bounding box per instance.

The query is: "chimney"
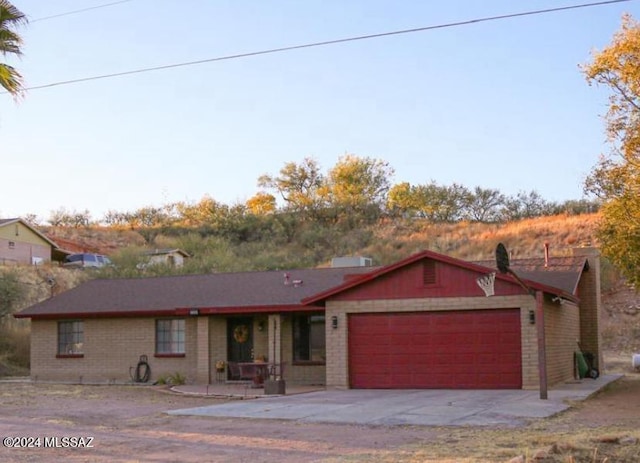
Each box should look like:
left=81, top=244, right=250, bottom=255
left=544, top=242, right=549, bottom=268
left=572, top=246, right=603, bottom=373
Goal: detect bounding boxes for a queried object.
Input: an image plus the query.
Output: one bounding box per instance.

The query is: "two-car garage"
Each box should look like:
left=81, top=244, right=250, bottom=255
left=348, top=309, right=522, bottom=389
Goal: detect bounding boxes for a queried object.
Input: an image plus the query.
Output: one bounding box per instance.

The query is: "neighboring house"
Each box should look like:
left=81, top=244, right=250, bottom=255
left=141, top=248, right=190, bottom=268
left=0, top=218, right=61, bottom=265
left=15, top=247, right=602, bottom=392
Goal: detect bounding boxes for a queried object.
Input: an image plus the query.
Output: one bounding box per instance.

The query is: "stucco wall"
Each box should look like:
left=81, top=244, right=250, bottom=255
left=0, top=239, right=51, bottom=265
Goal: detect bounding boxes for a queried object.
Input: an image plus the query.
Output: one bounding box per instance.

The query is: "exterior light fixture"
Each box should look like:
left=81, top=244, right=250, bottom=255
left=331, top=316, right=338, bottom=329
left=258, top=321, right=265, bottom=331
left=529, top=310, right=535, bottom=325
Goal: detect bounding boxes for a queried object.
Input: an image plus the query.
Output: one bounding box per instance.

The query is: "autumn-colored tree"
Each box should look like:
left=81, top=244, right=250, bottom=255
left=0, top=1, right=27, bottom=98
left=174, top=196, right=229, bottom=227
left=387, top=182, right=420, bottom=217
left=246, top=192, right=276, bottom=215
left=325, top=154, right=393, bottom=211
left=583, top=14, right=640, bottom=287
left=257, top=157, right=325, bottom=216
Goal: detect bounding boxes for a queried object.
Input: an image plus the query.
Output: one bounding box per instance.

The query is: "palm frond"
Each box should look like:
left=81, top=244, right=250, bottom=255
left=0, top=29, right=23, bottom=55
left=0, top=1, right=27, bottom=28
left=0, top=62, right=24, bottom=98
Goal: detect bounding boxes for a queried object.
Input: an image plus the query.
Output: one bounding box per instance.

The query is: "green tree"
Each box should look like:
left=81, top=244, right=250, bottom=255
left=466, top=187, right=505, bottom=222
left=0, top=269, right=24, bottom=319
left=325, top=154, right=393, bottom=212
left=0, top=1, right=27, bottom=98
left=583, top=14, right=640, bottom=286
left=258, top=157, right=325, bottom=216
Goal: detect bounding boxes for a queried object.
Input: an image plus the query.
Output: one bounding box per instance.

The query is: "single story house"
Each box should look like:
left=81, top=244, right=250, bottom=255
left=0, top=218, right=64, bottom=265
left=141, top=248, right=190, bottom=268
left=15, top=246, right=602, bottom=390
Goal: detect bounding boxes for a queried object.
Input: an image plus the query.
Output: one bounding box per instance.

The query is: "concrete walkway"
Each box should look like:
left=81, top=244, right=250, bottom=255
left=168, top=374, right=622, bottom=427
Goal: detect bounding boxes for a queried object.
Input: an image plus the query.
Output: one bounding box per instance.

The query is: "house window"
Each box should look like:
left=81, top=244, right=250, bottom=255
left=293, top=314, right=325, bottom=364
left=156, top=319, right=185, bottom=355
left=57, top=321, right=84, bottom=356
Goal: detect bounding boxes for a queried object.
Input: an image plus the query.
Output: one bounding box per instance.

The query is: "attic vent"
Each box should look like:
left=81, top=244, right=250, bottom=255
left=423, top=259, right=437, bottom=285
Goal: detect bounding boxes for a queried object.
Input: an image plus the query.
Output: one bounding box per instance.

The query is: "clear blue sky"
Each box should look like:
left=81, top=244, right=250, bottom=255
left=1, top=0, right=637, bottom=221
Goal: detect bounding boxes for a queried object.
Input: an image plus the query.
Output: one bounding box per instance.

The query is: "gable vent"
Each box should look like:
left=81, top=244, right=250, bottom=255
left=423, top=259, right=437, bottom=285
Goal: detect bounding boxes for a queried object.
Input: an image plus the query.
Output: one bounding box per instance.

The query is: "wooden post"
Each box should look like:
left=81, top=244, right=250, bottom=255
left=536, top=290, right=548, bottom=400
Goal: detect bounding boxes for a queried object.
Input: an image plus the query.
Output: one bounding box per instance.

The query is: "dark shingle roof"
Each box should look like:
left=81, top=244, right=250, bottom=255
left=475, top=256, right=587, bottom=295
left=16, top=266, right=377, bottom=319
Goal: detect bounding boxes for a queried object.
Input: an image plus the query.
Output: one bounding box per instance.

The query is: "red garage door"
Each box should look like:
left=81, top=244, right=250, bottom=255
left=348, top=309, right=522, bottom=389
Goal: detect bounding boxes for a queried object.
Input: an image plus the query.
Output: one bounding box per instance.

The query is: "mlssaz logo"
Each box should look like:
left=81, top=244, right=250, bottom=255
left=44, top=436, right=94, bottom=448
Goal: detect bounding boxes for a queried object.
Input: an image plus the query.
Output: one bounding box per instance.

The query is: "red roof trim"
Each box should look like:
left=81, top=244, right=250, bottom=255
left=14, top=309, right=181, bottom=320
left=15, top=304, right=321, bottom=320
left=302, top=249, right=579, bottom=305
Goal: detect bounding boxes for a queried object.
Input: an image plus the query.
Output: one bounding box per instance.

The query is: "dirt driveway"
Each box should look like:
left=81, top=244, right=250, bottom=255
left=1, top=375, right=639, bottom=463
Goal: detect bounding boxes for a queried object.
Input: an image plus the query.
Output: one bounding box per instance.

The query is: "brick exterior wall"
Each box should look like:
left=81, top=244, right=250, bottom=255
left=31, top=318, right=198, bottom=383
left=544, top=297, right=580, bottom=386
left=195, top=316, right=210, bottom=383
left=325, top=294, right=587, bottom=390
left=572, top=247, right=603, bottom=372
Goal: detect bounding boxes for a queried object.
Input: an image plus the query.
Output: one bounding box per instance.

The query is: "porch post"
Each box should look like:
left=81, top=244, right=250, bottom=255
left=536, top=290, right=548, bottom=400
left=268, top=314, right=283, bottom=366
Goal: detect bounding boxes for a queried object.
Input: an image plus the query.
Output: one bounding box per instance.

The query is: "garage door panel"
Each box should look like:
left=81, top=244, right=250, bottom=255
left=349, top=309, right=522, bottom=389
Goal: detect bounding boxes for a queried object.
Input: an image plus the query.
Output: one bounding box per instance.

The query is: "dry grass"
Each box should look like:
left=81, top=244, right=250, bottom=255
left=328, top=426, right=640, bottom=462
left=367, top=213, right=601, bottom=264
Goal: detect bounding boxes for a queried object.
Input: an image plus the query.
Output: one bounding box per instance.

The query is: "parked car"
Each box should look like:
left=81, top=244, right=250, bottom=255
left=63, top=253, right=112, bottom=268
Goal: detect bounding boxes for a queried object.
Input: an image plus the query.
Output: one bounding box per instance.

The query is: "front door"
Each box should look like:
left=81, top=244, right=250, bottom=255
left=227, top=317, right=254, bottom=365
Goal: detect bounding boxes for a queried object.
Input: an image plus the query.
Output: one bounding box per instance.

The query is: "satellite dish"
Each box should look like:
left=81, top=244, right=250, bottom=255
left=496, top=243, right=510, bottom=274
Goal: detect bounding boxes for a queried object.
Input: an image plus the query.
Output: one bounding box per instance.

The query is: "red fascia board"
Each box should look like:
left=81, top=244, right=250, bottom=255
left=16, top=305, right=322, bottom=320
left=14, top=309, right=180, bottom=320
left=302, top=249, right=578, bottom=305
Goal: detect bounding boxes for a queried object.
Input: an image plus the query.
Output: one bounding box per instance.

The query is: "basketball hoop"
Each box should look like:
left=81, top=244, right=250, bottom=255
left=476, top=272, right=496, bottom=297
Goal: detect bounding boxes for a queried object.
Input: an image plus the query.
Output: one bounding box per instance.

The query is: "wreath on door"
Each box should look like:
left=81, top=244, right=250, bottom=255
left=233, top=325, right=249, bottom=343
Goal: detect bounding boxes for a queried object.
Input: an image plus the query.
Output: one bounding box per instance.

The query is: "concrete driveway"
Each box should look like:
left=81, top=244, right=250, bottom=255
left=168, top=374, right=621, bottom=427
